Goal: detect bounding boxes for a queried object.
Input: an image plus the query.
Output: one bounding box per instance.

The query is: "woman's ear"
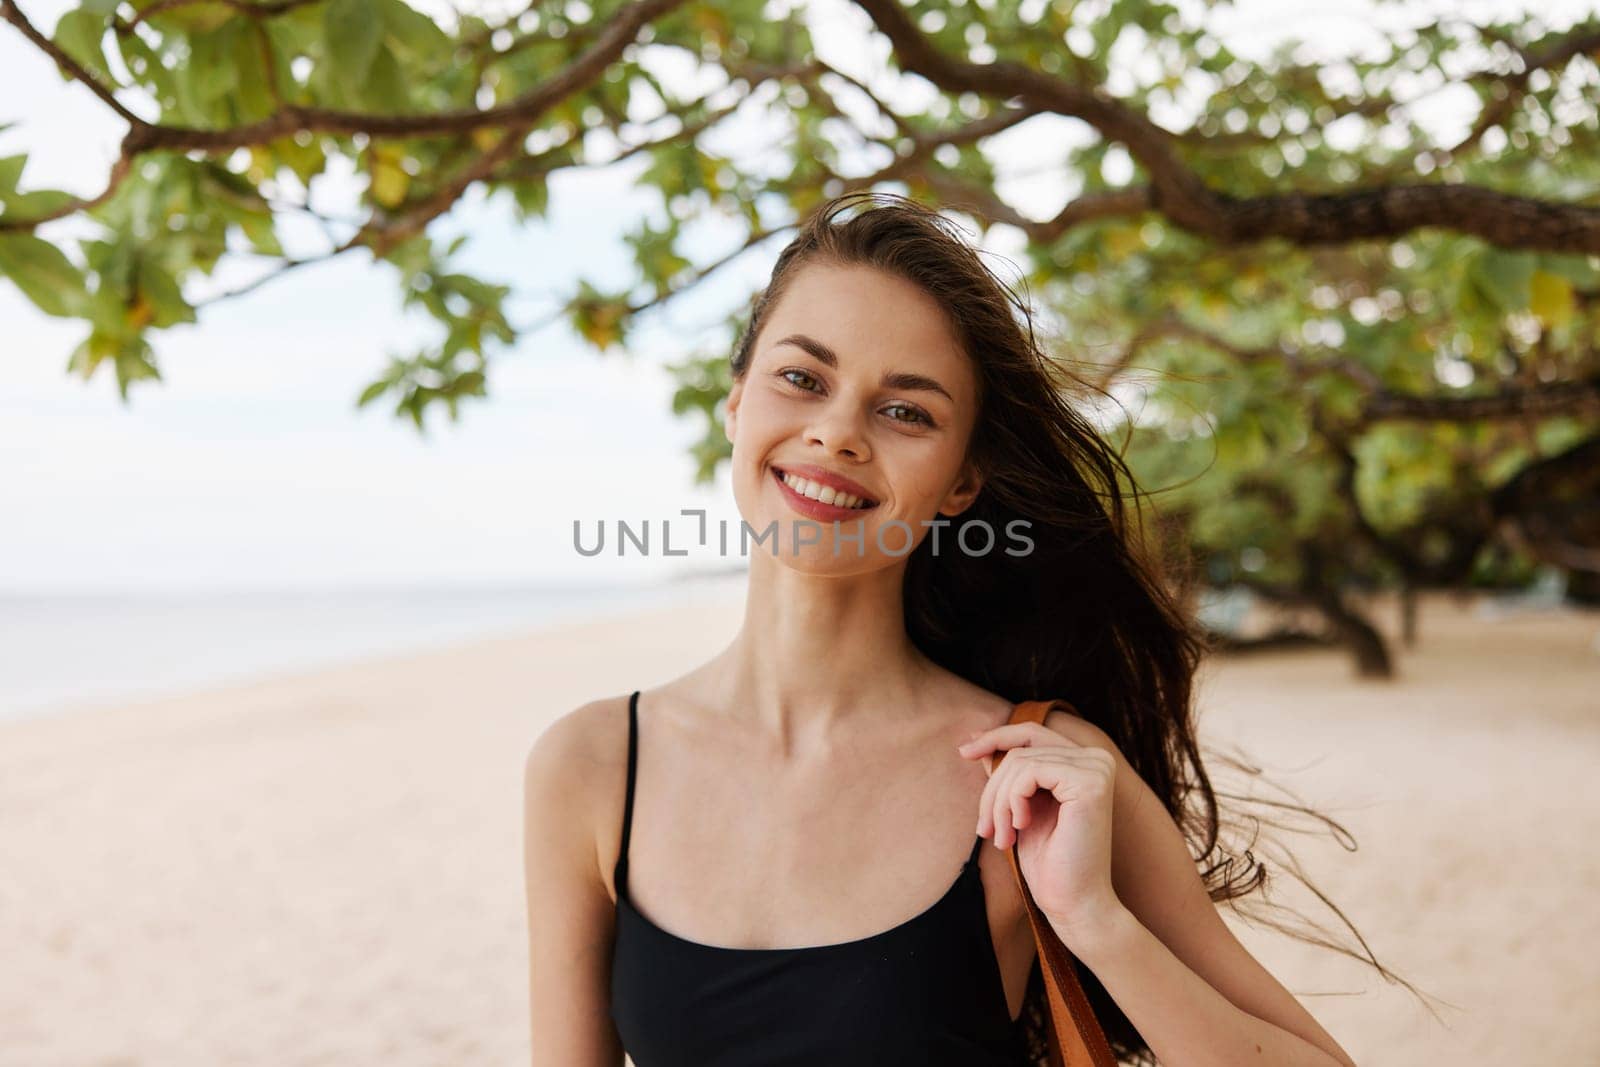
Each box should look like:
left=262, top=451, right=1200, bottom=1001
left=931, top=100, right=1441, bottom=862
left=723, top=379, right=744, bottom=447
left=938, top=460, right=984, bottom=517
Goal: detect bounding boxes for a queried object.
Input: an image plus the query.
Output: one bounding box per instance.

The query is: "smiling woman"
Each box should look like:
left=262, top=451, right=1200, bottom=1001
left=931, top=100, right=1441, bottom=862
left=721, top=261, right=993, bottom=571
left=522, top=192, right=1376, bottom=1067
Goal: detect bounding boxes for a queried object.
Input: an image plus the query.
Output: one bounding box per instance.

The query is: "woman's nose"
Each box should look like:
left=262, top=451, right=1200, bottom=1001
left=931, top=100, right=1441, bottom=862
left=804, top=403, right=869, bottom=460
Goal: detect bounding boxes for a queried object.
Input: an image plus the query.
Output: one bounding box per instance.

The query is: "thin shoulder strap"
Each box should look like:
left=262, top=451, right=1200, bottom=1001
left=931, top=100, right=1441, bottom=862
left=1001, top=699, right=1118, bottom=1067
left=615, top=690, right=640, bottom=891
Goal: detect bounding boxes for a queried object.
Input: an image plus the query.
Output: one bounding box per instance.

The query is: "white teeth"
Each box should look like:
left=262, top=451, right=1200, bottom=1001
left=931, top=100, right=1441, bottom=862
left=780, top=471, right=871, bottom=509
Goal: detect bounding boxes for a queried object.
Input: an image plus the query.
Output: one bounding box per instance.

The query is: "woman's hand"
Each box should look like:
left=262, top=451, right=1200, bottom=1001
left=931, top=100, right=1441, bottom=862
left=957, top=721, right=1126, bottom=948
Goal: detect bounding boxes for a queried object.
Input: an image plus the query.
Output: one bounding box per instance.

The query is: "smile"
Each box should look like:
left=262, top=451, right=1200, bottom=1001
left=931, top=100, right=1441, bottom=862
left=771, top=466, right=878, bottom=511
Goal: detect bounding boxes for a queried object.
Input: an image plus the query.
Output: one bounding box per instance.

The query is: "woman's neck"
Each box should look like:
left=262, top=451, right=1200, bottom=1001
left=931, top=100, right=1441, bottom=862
left=705, top=554, right=940, bottom=759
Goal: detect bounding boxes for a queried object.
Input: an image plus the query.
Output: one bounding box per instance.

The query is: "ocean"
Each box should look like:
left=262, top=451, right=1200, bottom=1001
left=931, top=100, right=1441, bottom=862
left=0, top=575, right=743, bottom=722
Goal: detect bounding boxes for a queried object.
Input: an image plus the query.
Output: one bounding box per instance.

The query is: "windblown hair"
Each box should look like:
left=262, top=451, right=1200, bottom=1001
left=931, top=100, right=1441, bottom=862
left=727, top=191, right=1425, bottom=1064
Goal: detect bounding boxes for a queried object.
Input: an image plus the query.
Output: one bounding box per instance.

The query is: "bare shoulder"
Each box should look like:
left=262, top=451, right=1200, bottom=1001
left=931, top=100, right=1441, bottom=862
left=522, top=693, right=636, bottom=1065
left=523, top=693, right=635, bottom=898
left=527, top=692, right=633, bottom=775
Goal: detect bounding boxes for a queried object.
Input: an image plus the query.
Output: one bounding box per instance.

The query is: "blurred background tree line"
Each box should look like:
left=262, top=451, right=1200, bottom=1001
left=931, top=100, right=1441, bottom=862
left=1, top=0, right=1596, bottom=676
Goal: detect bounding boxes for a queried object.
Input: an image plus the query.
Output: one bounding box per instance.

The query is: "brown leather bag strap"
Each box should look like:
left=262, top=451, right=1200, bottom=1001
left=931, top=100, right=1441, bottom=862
left=997, top=699, right=1120, bottom=1067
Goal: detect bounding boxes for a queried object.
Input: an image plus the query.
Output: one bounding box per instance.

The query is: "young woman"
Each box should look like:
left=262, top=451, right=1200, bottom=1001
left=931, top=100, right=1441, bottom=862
left=523, top=192, right=1364, bottom=1066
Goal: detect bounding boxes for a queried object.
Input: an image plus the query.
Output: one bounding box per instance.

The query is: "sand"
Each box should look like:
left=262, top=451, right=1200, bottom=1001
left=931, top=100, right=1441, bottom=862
left=1, top=580, right=1595, bottom=1065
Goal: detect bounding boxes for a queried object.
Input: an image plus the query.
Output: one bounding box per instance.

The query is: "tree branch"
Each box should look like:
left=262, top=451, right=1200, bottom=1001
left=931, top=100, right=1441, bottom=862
left=350, top=128, right=528, bottom=259
left=116, top=0, right=320, bottom=34
left=1489, top=433, right=1600, bottom=573
left=1363, top=374, right=1600, bottom=421
left=849, top=0, right=1600, bottom=254
left=196, top=251, right=338, bottom=305
left=0, top=0, right=145, bottom=125
left=0, top=0, right=685, bottom=162
left=0, top=150, right=137, bottom=231
left=1108, top=315, right=1600, bottom=424
left=10, top=0, right=1600, bottom=254
left=1438, top=19, right=1600, bottom=162
left=124, top=0, right=683, bottom=148
left=0, top=0, right=687, bottom=236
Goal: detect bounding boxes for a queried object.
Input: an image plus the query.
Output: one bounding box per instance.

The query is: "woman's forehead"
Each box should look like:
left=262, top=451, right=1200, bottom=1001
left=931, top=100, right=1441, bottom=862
left=763, top=265, right=972, bottom=378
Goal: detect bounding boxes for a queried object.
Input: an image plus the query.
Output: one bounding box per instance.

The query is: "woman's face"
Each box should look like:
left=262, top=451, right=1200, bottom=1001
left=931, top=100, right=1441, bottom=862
left=723, top=261, right=984, bottom=573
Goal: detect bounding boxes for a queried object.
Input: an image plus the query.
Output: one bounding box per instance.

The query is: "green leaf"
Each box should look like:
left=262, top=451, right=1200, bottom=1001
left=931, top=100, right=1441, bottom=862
left=359, top=42, right=410, bottom=112
left=325, top=0, right=384, bottom=90
left=136, top=0, right=233, bottom=31
left=1529, top=269, right=1574, bottom=329
left=1469, top=248, right=1536, bottom=314
left=0, top=155, right=24, bottom=196
left=236, top=213, right=284, bottom=257
left=3, top=189, right=76, bottom=219
left=114, top=28, right=177, bottom=102
left=176, top=22, right=245, bottom=122
left=0, top=233, right=89, bottom=317
left=135, top=257, right=195, bottom=328
left=356, top=378, right=392, bottom=407
left=67, top=329, right=118, bottom=380
left=377, top=0, right=451, bottom=66
left=229, top=21, right=276, bottom=122
left=53, top=10, right=115, bottom=86
left=114, top=338, right=162, bottom=399
left=368, top=144, right=409, bottom=207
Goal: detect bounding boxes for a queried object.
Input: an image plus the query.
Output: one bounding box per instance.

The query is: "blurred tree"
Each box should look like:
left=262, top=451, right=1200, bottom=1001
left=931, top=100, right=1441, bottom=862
left=2, top=0, right=1597, bottom=673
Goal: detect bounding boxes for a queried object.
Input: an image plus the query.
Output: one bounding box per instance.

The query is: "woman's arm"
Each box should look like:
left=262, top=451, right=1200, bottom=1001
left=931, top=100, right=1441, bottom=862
left=964, top=711, right=1358, bottom=1066
left=523, top=702, right=626, bottom=1067
left=1045, top=710, right=1359, bottom=1067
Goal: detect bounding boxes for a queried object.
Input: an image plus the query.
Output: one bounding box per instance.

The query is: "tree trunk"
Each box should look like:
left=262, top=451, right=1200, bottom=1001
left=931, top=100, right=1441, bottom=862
left=1400, top=582, right=1419, bottom=647
left=1301, top=543, right=1395, bottom=677
left=1316, top=590, right=1394, bottom=677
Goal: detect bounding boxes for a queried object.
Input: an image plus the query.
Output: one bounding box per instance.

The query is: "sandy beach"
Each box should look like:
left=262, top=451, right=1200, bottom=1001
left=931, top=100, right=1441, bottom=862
left=2, top=581, right=1596, bottom=1065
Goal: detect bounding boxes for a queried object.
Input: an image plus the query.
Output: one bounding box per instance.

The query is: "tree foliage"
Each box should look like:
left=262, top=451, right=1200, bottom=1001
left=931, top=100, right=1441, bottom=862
left=3, top=0, right=1598, bottom=669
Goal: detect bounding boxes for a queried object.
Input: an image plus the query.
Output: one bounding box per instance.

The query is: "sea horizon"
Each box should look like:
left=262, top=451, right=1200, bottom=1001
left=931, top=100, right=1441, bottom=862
left=0, top=570, right=748, bottom=723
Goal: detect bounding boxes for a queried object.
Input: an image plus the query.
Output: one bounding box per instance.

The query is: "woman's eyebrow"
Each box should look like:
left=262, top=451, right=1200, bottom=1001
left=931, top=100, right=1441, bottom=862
left=774, top=333, right=953, bottom=402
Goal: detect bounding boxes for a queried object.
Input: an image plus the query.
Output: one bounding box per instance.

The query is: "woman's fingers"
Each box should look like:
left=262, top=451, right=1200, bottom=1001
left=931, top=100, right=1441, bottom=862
left=990, top=766, right=1013, bottom=847
left=975, top=745, right=1009, bottom=838
left=1011, top=782, right=1031, bottom=836
left=957, top=721, right=1062, bottom=761
left=990, top=754, right=1034, bottom=850
left=962, top=720, right=1104, bottom=849
left=976, top=747, right=1111, bottom=849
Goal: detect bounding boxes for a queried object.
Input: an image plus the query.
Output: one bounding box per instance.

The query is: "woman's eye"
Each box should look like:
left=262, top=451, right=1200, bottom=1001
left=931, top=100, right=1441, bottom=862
left=884, top=403, right=931, bottom=426
left=779, top=369, right=819, bottom=391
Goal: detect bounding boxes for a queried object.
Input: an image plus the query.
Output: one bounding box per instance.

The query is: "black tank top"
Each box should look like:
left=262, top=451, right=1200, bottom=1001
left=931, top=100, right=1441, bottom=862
left=609, top=690, right=1033, bottom=1065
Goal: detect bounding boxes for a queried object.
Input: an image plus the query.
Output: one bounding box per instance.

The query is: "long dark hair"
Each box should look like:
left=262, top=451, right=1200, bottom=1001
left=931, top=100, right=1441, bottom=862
left=728, top=191, right=1427, bottom=1063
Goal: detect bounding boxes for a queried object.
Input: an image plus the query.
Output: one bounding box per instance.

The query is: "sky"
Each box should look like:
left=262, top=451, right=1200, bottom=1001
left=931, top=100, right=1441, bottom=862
left=0, top=0, right=1579, bottom=592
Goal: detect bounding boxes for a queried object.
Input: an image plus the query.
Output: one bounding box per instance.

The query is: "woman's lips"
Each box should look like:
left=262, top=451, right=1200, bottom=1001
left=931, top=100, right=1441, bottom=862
left=771, top=466, right=878, bottom=522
